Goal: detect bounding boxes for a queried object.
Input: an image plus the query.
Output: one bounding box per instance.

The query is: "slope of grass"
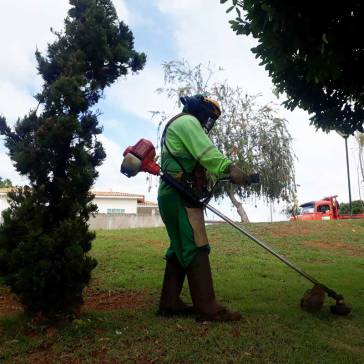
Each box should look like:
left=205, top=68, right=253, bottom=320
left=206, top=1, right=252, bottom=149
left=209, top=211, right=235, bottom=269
left=0, top=219, right=363, bottom=363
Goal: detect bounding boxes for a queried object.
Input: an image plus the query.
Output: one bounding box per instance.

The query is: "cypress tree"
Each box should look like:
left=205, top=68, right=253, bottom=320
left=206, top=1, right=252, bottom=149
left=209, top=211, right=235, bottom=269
left=0, top=0, right=146, bottom=318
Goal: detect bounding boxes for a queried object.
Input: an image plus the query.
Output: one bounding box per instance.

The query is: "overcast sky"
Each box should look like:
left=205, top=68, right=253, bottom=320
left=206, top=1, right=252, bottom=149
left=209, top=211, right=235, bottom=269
left=0, top=0, right=362, bottom=222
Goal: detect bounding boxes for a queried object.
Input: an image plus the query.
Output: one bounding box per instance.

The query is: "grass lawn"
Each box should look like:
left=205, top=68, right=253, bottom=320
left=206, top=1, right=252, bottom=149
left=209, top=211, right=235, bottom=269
left=0, top=219, right=363, bottom=363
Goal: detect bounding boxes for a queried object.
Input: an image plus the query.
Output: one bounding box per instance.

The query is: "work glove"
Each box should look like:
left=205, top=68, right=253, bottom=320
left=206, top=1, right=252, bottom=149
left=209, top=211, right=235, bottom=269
left=229, top=165, right=260, bottom=186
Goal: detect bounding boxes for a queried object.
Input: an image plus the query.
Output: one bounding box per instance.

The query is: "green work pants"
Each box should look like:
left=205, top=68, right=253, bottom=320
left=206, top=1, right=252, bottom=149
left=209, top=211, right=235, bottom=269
left=158, top=191, right=210, bottom=269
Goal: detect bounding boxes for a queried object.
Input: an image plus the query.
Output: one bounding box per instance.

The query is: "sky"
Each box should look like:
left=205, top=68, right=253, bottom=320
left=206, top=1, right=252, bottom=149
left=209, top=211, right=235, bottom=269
left=0, top=0, right=362, bottom=222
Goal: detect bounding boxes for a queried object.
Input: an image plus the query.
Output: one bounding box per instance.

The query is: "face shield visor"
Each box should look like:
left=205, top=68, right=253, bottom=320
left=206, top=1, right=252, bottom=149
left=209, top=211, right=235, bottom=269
left=203, top=117, right=217, bottom=134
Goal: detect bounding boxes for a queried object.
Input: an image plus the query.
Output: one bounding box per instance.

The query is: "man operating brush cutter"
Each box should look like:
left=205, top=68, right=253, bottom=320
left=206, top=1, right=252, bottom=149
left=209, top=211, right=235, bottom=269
left=156, top=95, right=259, bottom=322
left=121, top=98, right=352, bottom=320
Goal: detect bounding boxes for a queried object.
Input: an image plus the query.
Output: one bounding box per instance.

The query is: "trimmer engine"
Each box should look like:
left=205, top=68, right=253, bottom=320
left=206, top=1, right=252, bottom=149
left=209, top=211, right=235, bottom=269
left=121, top=139, right=160, bottom=177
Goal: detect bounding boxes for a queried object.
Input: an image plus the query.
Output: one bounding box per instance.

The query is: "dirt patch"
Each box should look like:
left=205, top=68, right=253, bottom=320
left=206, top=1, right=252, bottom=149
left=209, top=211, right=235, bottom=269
left=26, top=351, right=95, bottom=364
left=0, top=288, right=154, bottom=317
left=146, top=239, right=165, bottom=249
left=83, top=289, right=153, bottom=312
left=303, top=240, right=364, bottom=256
left=267, top=224, right=320, bottom=238
left=24, top=351, right=55, bottom=364
left=327, top=339, right=364, bottom=356
left=221, top=247, right=241, bottom=255
left=0, top=289, right=22, bottom=317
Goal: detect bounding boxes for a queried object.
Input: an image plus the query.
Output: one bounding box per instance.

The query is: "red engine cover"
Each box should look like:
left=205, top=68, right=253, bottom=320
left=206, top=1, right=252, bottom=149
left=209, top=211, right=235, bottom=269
left=123, top=139, right=160, bottom=175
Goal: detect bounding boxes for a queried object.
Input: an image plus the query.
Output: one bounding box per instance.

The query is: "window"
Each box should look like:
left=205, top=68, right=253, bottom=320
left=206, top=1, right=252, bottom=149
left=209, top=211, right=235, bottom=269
left=107, top=208, right=125, bottom=214
left=301, top=203, right=315, bottom=214
left=317, top=205, right=330, bottom=213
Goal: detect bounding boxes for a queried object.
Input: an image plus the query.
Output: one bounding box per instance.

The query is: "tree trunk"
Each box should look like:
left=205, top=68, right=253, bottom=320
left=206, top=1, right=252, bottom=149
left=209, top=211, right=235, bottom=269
left=227, top=190, right=250, bottom=223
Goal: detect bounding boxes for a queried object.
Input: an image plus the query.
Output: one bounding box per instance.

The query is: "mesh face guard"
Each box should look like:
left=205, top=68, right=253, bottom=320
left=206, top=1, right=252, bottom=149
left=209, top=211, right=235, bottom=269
left=201, top=97, right=221, bottom=132
left=204, top=117, right=216, bottom=133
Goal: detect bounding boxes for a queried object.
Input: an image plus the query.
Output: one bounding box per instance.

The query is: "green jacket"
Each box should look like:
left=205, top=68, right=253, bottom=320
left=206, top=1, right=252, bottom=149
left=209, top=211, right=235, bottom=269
left=158, top=113, right=232, bottom=196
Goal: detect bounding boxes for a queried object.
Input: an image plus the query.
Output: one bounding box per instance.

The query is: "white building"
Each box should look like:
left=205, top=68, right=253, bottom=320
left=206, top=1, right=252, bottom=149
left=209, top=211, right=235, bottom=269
left=0, top=188, right=158, bottom=223
left=92, top=191, right=159, bottom=215
left=0, top=188, right=11, bottom=222
left=92, top=191, right=145, bottom=214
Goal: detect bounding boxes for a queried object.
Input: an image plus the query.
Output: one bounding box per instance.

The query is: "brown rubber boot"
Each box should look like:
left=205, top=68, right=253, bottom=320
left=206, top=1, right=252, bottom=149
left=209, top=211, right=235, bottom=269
left=157, top=256, right=194, bottom=317
left=186, top=250, right=241, bottom=322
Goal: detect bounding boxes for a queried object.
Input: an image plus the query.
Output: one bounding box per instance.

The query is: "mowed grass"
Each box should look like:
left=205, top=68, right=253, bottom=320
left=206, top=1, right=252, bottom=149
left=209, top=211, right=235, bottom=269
left=0, top=219, right=364, bottom=363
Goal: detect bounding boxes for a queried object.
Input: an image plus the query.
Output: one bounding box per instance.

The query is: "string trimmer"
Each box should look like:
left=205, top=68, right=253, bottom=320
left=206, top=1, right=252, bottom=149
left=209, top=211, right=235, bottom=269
left=120, top=139, right=351, bottom=316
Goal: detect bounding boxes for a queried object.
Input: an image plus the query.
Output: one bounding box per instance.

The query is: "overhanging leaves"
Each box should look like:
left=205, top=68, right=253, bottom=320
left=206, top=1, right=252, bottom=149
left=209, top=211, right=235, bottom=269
left=223, top=0, right=364, bottom=134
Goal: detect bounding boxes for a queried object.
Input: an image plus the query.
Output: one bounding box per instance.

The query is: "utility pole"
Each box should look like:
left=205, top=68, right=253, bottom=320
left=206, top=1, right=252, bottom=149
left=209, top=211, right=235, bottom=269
left=337, top=132, right=353, bottom=216
left=344, top=135, right=353, bottom=216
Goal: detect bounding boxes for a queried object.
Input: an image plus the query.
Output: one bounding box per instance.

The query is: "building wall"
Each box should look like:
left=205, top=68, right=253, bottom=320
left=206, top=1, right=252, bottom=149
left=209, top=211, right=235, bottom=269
left=94, top=197, right=137, bottom=214
left=89, top=213, right=164, bottom=230
left=0, top=194, right=158, bottom=227
left=137, top=206, right=160, bottom=216
left=0, top=194, right=9, bottom=223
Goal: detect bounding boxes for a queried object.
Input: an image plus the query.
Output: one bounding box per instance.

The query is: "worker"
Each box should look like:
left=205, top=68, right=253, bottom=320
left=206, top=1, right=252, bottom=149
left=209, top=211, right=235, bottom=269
left=157, top=94, right=259, bottom=322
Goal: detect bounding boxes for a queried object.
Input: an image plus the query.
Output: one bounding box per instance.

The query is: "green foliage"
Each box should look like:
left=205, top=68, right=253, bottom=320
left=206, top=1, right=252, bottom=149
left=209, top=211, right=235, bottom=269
left=35, top=0, right=146, bottom=115
left=0, top=177, right=12, bottom=188
left=281, top=196, right=300, bottom=218
left=154, top=60, right=296, bottom=213
left=224, top=1, right=364, bottom=134
left=339, top=200, right=364, bottom=215
left=0, top=0, right=146, bottom=318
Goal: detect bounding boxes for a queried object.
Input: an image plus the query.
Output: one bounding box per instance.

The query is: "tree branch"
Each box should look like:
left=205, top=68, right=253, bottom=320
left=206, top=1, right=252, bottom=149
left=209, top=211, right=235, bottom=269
left=227, top=189, right=250, bottom=223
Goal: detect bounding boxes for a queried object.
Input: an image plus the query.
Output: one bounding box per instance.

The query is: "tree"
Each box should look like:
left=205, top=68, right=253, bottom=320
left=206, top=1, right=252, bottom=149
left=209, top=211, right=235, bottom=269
left=154, top=60, right=296, bottom=222
left=339, top=200, right=364, bottom=215
left=0, top=177, right=12, bottom=188
left=223, top=0, right=364, bottom=134
left=0, top=0, right=146, bottom=318
left=281, top=196, right=300, bottom=219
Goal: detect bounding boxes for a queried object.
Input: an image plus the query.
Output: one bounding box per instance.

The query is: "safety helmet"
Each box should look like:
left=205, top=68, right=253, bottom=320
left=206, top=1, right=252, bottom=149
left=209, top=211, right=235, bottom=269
left=180, top=94, right=221, bottom=133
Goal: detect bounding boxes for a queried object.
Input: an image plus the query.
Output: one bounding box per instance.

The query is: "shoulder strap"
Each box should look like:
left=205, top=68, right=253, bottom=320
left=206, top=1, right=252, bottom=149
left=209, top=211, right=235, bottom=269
left=161, top=113, right=191, bottom=176
left=160, top=112, right=189, bottom=148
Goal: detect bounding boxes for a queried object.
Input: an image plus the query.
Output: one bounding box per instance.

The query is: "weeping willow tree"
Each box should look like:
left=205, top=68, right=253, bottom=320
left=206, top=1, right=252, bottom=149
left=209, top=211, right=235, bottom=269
left=153, top=60, right=296, bottom=222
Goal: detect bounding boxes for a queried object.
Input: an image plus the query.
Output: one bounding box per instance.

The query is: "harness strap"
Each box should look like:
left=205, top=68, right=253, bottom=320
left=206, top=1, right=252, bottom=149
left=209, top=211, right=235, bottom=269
left=161, top=113, right=193, bottom=177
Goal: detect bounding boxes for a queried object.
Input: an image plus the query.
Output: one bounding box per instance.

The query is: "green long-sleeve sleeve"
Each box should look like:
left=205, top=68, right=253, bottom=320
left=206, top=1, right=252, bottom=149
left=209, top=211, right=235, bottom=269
left=161, top=114, right=231, bottom=177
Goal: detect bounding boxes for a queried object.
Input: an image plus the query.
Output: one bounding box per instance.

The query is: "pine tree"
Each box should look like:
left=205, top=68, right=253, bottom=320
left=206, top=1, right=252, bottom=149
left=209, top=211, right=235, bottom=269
left=0, top=0, right=146, bottom=318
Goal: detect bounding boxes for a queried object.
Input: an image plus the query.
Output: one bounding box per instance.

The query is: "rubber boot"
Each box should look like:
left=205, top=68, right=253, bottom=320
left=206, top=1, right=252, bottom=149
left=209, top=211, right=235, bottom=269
left=186, top=250, right=241, bottom=322
left=157, top=257, right=194, bottom=317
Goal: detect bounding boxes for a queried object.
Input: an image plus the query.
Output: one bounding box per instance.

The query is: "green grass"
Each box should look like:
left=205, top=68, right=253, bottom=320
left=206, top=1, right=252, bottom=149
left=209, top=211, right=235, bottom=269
left=1, top=219, right=364, bottom=363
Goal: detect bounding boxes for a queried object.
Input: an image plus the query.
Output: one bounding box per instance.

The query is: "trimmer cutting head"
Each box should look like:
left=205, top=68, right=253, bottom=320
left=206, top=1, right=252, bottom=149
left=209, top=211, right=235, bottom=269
left=329, top=294, right=352, bottom=316
left=300, top=284, right=351, bottom=316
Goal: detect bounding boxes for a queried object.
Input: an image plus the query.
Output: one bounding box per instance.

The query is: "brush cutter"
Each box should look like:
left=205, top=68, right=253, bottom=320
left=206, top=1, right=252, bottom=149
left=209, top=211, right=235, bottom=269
left=120, top=139, right=352, bottom=316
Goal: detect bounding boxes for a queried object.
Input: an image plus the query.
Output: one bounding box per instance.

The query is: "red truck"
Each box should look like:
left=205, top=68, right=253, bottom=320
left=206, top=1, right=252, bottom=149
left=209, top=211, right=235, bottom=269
left=290, top=195, right=364, bottom=221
